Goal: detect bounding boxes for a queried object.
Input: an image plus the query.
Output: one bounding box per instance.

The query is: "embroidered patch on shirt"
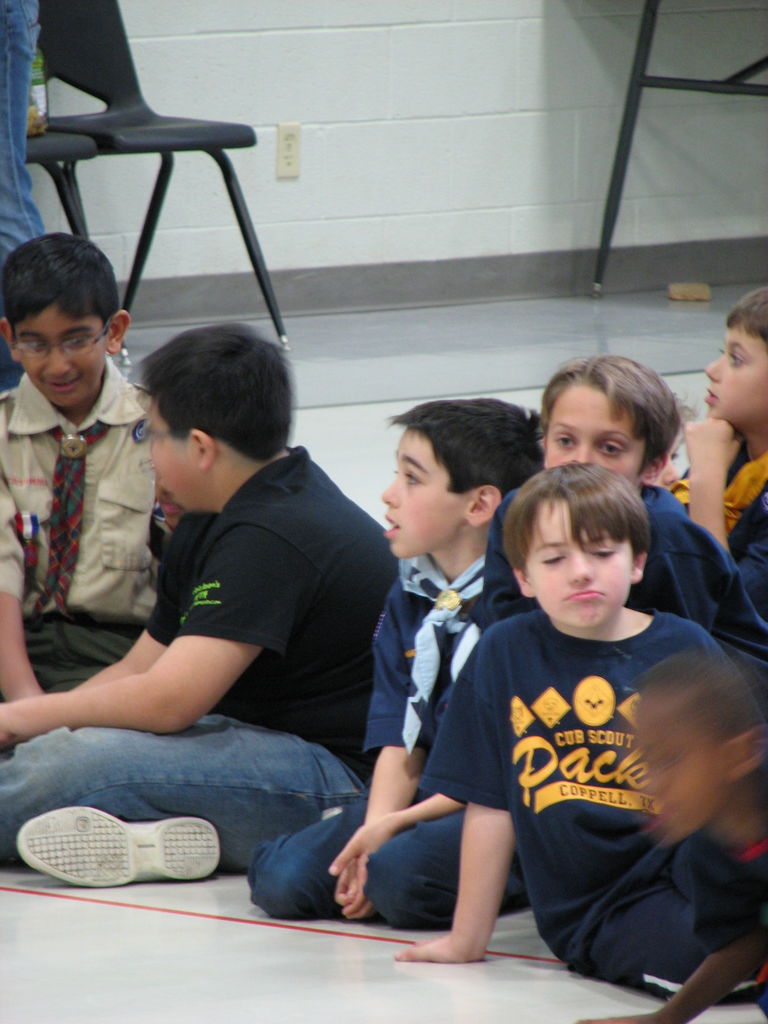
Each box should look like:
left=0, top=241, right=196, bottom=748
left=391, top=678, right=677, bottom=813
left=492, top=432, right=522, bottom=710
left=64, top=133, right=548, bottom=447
left=190, top=580, right=223, bottom=608
left=7, top=476, right=47, bottom=487
left=180, top=579, right=223, bottom=626
left=14, top=512, right=39, bottom=568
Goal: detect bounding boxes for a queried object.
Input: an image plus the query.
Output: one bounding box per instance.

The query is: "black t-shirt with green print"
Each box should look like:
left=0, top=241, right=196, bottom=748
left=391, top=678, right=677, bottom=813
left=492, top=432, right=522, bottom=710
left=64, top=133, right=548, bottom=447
left=148, top=447, right=396, bottom=779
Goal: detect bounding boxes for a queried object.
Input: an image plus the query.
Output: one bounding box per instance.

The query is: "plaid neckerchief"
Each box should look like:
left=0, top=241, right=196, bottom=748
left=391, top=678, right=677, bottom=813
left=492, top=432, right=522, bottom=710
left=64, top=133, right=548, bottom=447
left=33, top=422, right=109, bottom=618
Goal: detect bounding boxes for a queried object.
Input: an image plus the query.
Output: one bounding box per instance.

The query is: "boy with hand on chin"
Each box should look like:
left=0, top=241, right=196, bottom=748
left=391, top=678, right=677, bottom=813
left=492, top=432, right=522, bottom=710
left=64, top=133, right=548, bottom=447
left=0, top=233, right=155, bottom=699
left=249, top=399, right=541, bottom=928
left=674, top=287, right=768, bottom=617
left=398, top=464, right=759, bottom=1003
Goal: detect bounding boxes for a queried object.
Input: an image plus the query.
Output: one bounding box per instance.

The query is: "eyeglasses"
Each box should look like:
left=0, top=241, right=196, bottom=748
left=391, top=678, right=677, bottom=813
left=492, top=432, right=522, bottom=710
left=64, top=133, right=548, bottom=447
left=12, top=319, right=112, bottom=359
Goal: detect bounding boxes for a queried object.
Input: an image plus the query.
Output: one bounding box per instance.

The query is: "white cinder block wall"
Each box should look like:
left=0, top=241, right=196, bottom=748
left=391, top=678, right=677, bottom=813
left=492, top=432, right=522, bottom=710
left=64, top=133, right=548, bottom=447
left=32, top=0, right=768, bottom=288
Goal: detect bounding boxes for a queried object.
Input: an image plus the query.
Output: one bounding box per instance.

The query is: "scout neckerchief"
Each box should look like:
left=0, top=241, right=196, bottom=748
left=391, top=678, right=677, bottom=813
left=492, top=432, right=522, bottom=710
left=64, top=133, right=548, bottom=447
left=672, top=447, right=768, bottom=535
left=400, top=554, right=484, bottom=753
left=32, top=422, right=109, bottom=617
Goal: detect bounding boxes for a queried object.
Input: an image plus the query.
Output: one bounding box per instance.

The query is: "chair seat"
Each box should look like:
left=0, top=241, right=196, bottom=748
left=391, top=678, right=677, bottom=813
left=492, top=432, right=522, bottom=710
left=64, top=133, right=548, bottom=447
left=26, top=131, right=98, bottom=164
left=47, top=112, right=256, bottom=155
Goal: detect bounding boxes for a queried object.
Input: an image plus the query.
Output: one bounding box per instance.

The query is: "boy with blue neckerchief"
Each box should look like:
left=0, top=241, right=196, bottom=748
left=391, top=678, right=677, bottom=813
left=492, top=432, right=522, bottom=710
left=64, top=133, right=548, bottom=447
left=249, top=397, right=542, bottom=928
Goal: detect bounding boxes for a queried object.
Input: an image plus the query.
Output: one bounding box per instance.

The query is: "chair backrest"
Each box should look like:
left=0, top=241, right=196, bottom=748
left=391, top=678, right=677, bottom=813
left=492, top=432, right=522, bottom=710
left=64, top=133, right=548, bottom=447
left=38, top=0, right=148, bottom=114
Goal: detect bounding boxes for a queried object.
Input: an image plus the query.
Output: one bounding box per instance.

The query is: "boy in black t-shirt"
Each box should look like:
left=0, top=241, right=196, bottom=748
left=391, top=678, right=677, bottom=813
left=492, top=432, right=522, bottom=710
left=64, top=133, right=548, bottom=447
left=5, top=323, right=395, bottom=887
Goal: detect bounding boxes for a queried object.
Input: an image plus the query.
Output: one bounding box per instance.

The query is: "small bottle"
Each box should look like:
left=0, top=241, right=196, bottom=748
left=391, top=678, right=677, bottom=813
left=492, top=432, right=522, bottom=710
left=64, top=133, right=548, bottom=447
left=27, top=47, right=48, bottom=136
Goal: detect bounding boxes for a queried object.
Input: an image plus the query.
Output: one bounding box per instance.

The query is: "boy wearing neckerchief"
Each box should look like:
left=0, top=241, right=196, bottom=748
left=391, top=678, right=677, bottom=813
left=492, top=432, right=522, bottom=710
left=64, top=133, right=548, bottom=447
left=249, top=397, right=542, bottom=928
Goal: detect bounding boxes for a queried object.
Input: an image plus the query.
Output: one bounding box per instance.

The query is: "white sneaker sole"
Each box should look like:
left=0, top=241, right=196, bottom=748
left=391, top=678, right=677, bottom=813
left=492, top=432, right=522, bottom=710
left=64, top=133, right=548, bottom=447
left=17, top=807, right=220, bottom=887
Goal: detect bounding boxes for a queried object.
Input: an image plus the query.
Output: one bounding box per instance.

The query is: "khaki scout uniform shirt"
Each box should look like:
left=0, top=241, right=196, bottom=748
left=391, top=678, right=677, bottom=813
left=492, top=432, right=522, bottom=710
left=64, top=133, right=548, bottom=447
left=0, top=359, right=156, bottom=624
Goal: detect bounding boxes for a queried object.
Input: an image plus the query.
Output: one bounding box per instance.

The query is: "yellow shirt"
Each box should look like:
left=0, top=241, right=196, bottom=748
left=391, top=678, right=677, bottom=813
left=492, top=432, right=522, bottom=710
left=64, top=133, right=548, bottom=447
left=0, top=359, right=156, bottom=623
left=672, top=447, right=768, bottom=535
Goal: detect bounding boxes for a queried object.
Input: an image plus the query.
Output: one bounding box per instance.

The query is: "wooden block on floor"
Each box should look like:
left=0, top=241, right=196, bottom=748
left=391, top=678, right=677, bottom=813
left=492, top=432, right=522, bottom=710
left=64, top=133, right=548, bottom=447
left=667, top=282, right=711, bottom=301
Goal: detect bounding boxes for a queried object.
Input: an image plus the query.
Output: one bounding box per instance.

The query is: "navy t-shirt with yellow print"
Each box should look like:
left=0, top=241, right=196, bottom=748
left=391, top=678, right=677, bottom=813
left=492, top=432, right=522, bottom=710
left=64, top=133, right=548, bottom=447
left=421, top=609, right=722, bottom=969
left=147, top=446, right=396, bottom=780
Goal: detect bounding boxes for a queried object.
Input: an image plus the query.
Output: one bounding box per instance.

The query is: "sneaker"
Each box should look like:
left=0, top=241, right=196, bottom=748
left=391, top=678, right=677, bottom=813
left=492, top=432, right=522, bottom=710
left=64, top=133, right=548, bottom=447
left=17, top=807, right=220, bottom=887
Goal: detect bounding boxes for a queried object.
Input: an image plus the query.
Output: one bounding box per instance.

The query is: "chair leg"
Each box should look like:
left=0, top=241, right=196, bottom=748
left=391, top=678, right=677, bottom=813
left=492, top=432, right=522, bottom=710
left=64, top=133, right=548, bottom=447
left=40, top=161, right=88, bottom=237
left=208, top=148, right=289, bottom=348
left=592, top=0, right=660, bottom=295
left=62, top=161, right=89, bottom=237
left=122, top=151, right=175, bottom=312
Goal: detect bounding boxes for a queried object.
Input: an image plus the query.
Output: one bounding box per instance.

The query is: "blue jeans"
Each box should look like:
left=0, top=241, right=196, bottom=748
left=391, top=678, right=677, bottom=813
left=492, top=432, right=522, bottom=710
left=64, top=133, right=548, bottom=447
left=0, top=0, right=44, bottom=385
left=249, top=803, right=528, bottom=929
left=0, top=716, right=366, bottom=871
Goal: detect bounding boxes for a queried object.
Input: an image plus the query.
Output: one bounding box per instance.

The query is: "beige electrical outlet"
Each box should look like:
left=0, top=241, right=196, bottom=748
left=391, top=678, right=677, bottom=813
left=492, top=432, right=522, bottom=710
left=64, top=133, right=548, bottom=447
left=276, top=122, right=301, bottom=179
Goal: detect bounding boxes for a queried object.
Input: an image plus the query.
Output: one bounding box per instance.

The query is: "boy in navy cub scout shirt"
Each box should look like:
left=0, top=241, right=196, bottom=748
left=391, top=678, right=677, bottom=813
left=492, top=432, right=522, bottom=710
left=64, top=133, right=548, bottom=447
left=399, top=464, right=760, bottom=1006
left=249, top=398, right=542, bottom=929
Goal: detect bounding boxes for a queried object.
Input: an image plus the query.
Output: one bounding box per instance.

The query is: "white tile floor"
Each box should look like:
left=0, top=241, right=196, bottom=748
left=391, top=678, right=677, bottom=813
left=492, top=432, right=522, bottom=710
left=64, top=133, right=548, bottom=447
left=1, top=286, right=761, bottom=1023
left=0, top=868, right=759, bottom=1024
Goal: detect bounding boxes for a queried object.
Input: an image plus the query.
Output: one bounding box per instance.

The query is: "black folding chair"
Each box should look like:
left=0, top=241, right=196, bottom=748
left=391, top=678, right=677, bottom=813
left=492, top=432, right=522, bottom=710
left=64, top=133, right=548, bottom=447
left=38, top=0, right=288, bottom=346
left=25, top=132, right=97, bottom=237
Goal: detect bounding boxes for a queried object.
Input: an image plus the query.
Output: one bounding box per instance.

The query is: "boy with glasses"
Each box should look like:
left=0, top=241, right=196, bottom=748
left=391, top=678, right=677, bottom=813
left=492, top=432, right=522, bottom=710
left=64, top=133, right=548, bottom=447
left=0, top=233, right=156, bottom=699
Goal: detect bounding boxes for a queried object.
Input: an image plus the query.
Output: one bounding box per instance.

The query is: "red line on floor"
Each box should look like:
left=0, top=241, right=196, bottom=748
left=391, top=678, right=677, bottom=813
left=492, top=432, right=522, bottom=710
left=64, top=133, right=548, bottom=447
left=0, top=885, right=561, bottom=964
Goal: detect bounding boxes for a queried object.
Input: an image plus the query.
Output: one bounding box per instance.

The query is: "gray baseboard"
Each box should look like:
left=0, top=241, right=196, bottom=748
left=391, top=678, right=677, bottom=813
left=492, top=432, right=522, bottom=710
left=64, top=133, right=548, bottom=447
left=126, top=236, right=768, bottom=325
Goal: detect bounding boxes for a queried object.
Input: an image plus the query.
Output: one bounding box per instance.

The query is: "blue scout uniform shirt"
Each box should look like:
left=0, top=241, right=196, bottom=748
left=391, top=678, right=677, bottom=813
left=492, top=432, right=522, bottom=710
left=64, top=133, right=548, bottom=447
left=365, top=576, right=474, bottom=754
left=477, top=484, right=768, bottom=673
left=421, top=609, right=722, bottom=972
left=727, top=442, right=768, bottom=619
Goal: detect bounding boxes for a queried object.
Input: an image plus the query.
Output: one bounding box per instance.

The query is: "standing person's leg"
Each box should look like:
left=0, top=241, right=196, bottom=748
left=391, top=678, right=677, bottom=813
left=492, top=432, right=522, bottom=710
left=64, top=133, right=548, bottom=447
left=0, top=715, right=366, bottom=871
left=0, top=0, right=45, bottom=384
left=248, top=802, right=367, bottom=918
